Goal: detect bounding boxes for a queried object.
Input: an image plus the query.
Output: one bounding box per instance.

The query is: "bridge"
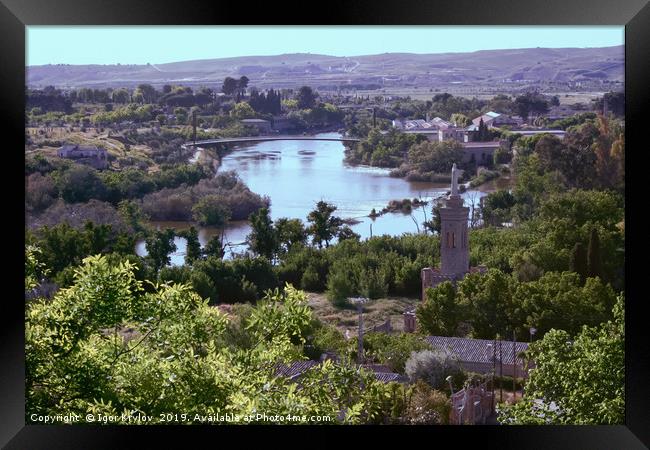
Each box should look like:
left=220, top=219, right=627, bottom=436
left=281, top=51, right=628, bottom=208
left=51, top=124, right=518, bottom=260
left=184, top=135, right=360, bottom=148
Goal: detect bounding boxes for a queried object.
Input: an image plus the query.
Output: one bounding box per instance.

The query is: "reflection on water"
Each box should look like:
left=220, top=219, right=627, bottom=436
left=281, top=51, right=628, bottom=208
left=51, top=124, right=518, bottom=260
left=137, top=133, right=497, bottom=264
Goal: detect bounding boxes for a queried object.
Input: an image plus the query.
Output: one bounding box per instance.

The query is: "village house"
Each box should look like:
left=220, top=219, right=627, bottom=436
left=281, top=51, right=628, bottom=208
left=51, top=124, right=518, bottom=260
left=461, top=141, right=503, bottom=165
left=469, top=111, right=522, bottom=130
left=425, top=335, right=531, bottom=378
left=240, top=118, right=272, bottom=134
left=270, top=115, right=299, bottom=133
left=57, top=144, right=108, bottom=169
left=274, top=360, right=406, bottom=384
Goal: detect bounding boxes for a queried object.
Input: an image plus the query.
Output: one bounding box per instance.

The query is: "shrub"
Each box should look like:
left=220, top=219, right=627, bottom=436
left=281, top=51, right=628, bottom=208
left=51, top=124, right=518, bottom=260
left=363, top=332, right=431, bottom=373
left=403, top=380, right=451, bottom=425
left=405, top=349, right=464, bottom=391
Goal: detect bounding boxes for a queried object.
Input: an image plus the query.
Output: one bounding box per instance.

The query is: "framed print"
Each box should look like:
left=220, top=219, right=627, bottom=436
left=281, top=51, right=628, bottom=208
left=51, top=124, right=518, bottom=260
left=2, top=0, right=648, bottom=447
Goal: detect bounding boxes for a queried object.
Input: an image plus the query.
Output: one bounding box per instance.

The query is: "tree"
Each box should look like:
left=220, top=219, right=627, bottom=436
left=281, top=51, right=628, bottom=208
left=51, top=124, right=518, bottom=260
left=481, top=190, right=516, bottom=226
left=407, top=140, right=464, bottom=174
left=191, top=196, right=231, bottom=227
left=135, top=84, right=157, bottom=104
left=423, top=201, right=442, bottom=235
left=498, top=295, right=624, bottom=425
left=238, top=76, right=249, bottom=98
left=246, top=207, right=279, bottom=262
left=181, top=226, right=201, bottom=264
left=587, top=228, right=602, bottom=279
left=230, top=102, right=256, bottom=120
left=337, top=225, right=361, bottom=242
left=297, top=86, right=318, bottom=109
left=417, top=281, right=460, bottom=336
left=450, top=113, right=470, bottom=127
left=477, top=118, right=490, bottom=141
left=26, top=256, right=395, bottom=424
left=569, top=242, right=588, bottom=281
left=54, top=165, right=106, bottom=203
left=144, top=228, right=176, bottom=272
left=457, top=269, right=515, bottom=339
left=221, top=77, right=239, bottom=95
left=275, top=217, right=307, bottom=254
left=307, top=201, right=343, bottom=249
left=203, top=234, right=225, bottom=260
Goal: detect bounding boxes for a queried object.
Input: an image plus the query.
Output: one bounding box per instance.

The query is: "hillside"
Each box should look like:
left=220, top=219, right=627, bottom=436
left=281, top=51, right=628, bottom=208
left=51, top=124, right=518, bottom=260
left=27, top=46, right=624, bottom=91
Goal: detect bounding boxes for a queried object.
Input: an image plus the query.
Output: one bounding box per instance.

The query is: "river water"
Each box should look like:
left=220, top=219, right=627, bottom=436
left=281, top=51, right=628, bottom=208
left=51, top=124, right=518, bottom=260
left=137, top=132, right=497, bottom=265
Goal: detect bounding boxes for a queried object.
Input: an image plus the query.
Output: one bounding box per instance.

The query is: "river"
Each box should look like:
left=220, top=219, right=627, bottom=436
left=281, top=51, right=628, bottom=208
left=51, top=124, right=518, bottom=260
left=136, top=132, right=497, bottom=265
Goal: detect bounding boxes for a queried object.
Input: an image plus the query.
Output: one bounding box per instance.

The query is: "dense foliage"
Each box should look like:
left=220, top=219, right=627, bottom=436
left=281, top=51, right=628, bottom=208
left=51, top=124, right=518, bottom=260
left=26, top=255, right=402, bottom=424
left=498, top=295, right=624, bottom=424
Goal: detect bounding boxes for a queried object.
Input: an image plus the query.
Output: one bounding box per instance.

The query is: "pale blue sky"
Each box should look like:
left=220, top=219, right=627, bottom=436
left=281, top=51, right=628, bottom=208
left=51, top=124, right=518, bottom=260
left=26, top=26, right=624, bottom=66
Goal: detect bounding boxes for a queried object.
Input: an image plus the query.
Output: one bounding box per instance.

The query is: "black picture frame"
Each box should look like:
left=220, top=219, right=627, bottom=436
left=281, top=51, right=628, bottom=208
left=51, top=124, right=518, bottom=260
left=2, top=0, right=648, bottom=447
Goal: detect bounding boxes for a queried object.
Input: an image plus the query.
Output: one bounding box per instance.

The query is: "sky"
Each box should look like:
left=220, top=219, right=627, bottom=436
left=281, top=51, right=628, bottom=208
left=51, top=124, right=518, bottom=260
left=26, top=26, right=624, bottom=66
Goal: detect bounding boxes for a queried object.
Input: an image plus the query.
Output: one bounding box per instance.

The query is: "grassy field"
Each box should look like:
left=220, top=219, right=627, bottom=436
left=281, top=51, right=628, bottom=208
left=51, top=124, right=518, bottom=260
left=306, top=292, right=420, bottom=337
left=26, top=127, right=157, bottom=171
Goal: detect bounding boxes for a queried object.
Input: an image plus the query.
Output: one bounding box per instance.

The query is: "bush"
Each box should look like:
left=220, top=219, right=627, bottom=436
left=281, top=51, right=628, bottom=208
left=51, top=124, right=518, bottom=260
left=363, top=332, right=432, bottom=373
left=405, top=349, right=464, bottom=392
left=403, top=380, right=451, bottom=425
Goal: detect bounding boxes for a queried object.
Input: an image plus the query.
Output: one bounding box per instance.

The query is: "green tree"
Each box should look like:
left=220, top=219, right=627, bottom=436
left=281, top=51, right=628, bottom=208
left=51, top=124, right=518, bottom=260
left=221, top=77, right=239, bottom=95
left=191, top=196, right=232, bottom=227
left=407, top=140, right=464, bottom=174
left=297, top=86, right=318, bottom=109
left=587, top=228, right=602, bottom=279
left=569, top=242, right=588, bottom=281
left=498, top=295, right=624, bottom=424
left=144, top=228, right=176, bottom=272
left=180, top=226, right=201, bottom=264
left=275, top=217, right=307, bottom=254
left=457, top=269, right=515, bottom=339
left=417, top=281, right=459, bottom=336
left=231, top=102, right=256, bottom=120
left=481, top=190, right=516, bottom=226
left=238, top=76, right=249, bottom=97
left=307, top=201, right=343, bottom=249
left=246, top=207, right=279, bottom=262
left=450, top=113, right=470, bottom=127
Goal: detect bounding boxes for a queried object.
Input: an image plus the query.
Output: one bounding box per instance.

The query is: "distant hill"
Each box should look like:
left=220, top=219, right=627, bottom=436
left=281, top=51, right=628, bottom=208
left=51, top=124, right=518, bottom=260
left=27, top=46, right=624, bottom=90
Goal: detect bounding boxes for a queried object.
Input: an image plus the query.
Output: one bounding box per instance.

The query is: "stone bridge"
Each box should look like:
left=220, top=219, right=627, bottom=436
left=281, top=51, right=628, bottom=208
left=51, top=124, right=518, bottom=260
left=184, top=135, right=361, bottom=148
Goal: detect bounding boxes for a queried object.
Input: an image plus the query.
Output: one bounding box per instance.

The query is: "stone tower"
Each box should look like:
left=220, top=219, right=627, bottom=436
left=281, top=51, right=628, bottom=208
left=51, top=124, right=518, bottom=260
left=439, top=163, right=470, bottom=275
left=415, top=163, right=487, bottom=312
left=420, top=164, right=472, bottom=298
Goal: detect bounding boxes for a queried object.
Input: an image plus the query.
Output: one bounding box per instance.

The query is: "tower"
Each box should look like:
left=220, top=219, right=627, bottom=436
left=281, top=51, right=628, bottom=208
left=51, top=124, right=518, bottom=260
left=439, top=164, right=470, bottom=276
left=417, top=163, right=486, bottom=308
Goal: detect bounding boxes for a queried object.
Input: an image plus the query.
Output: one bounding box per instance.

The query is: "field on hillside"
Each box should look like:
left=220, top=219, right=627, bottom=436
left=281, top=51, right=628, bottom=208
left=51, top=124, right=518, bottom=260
left=307, top=292, right=420, bottom=337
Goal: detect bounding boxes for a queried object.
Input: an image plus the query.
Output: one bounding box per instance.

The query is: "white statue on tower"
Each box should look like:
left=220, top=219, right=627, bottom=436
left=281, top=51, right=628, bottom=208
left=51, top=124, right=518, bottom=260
left=451, top=163, right=459, bottom=196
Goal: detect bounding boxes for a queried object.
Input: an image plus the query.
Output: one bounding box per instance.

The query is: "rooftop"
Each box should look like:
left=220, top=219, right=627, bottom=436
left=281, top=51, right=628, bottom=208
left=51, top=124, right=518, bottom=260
left=425, top=336, right=529, bottom=365
left=462, top=141, right=502, bottom=148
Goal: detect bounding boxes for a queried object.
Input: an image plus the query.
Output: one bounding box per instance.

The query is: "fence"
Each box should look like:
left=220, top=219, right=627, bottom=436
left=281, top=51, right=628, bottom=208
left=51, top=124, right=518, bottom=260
left=449, top=380, right=494, bottom=425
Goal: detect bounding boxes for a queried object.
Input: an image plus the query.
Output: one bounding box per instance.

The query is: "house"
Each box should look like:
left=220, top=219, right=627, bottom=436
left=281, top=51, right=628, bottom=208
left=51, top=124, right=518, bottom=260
left=275, top=360, right=406, bottom=384
left=470, top=111, right=522, bottom=131
left=57, top=144, right=108, bottom=169
left=461, top=141, right=503, bottom=165
left=393, top=117, right=452, bottom=132
left=241, top=118, right=272, bottom=134
left=270, top=115, right=296, bottom=132
left=425, top=335, right=531, bottom=378
left=275, top=360, right=319, bottom=381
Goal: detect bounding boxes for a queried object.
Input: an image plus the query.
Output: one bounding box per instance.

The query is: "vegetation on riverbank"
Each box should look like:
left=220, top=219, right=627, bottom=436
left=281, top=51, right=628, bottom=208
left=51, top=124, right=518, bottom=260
left=25, top=80, right=625, bottom=425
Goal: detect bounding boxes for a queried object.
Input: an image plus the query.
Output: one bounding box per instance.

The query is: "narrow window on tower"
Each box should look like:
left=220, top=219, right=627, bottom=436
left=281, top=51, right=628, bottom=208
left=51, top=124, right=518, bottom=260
left=452, top=233, right=456, bottom=248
